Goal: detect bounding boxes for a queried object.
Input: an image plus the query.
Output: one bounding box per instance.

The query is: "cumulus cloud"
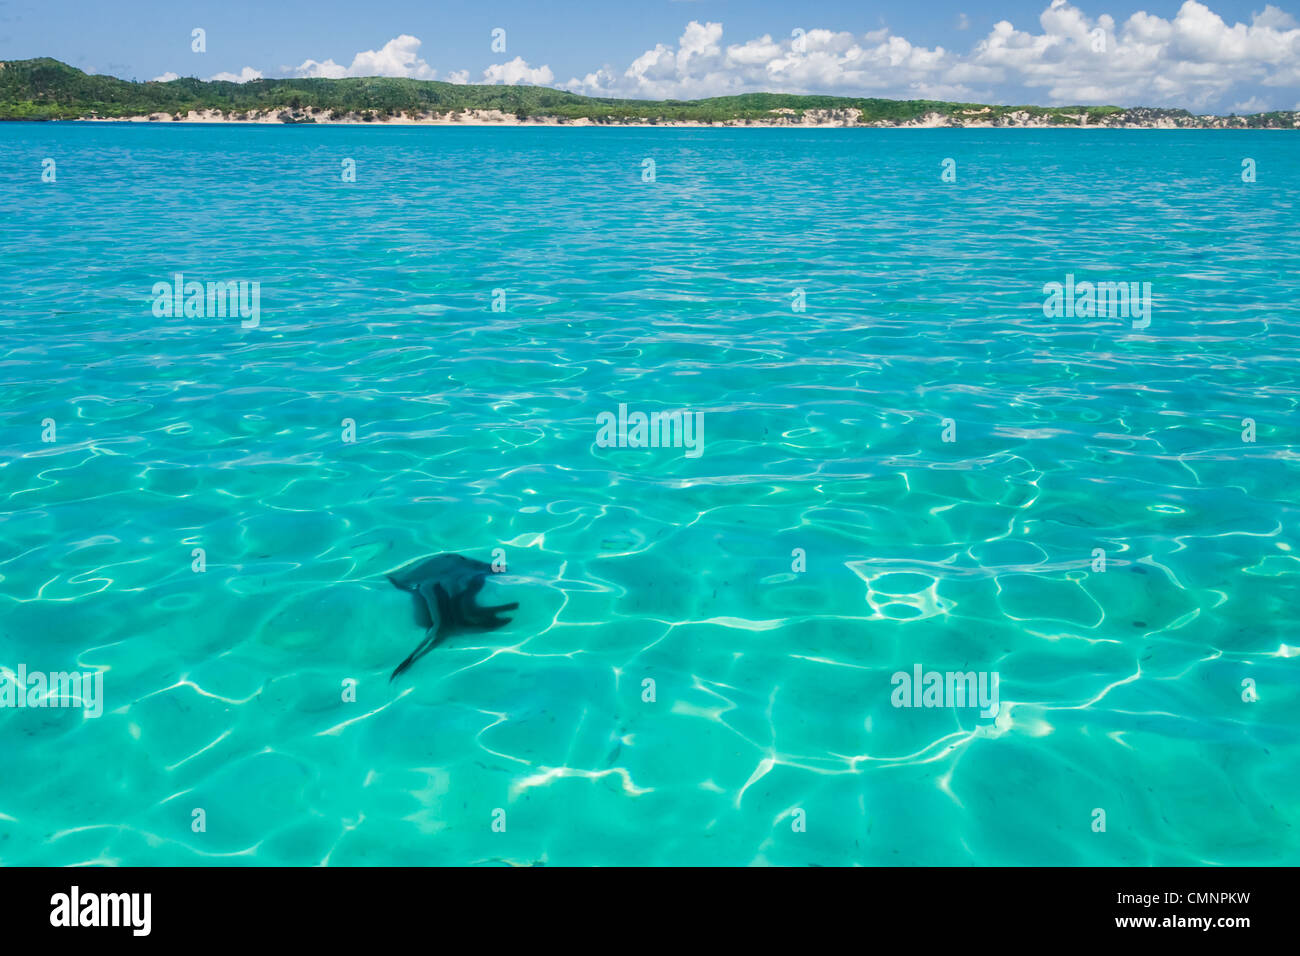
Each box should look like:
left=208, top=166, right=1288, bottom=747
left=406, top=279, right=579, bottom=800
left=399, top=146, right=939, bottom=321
left=178, top=5, right=1300, bottom=109
left=566, top=20, right=967, bottom=101
left=284, top=35, right=553, bottom=86
left=209, top=67, right=263, bottom=83
left=1232, top=95, right=1271, bottom=112
left=563, top=2, right=1300, bottom=110
left=291, top=35, right=439, bottom=80
left=151, top=71, right=180, bottom=82
left=481, top=56, right=555, bottom=85
left=976, top=0, right=1300, bottom=107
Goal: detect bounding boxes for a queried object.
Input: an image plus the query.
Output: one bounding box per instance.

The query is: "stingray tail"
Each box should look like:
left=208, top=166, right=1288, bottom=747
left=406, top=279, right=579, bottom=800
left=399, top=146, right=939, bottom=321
left=390, top=627, right=439, bottom=682
left=390, top=652, right=419, bottom=682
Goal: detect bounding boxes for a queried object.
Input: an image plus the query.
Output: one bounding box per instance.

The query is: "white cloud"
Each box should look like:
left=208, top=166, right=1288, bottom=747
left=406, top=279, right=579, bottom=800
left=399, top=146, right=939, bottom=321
left=184, top=6, right=1300, bottom=110
left=285, top=36, right=554, bottom=87
left=292, top=58, right=346, bottom=79
left=562, top=3, right=1300, bottom=110
left=152, top=71, right=180, bottom=82
left=971, top=1, right=1300, bottom=107
left=209, top=67, right=263, bottom=84
left=1231, top=95, right=1270, bottom=112
left=481, top=57, right=555, bottom=86
left=292, top=35, right=439, bottom=80
left=565, top=20, right=966, bottom=101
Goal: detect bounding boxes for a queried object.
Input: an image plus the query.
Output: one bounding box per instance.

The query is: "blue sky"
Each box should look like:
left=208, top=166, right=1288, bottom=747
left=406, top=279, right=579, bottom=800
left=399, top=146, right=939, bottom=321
left=3, top=0, right=1299, bottom=110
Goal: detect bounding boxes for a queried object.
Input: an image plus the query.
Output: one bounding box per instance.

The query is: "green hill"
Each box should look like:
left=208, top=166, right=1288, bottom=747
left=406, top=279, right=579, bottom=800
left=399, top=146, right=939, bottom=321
left=1, top=57, right=1297, bottom=128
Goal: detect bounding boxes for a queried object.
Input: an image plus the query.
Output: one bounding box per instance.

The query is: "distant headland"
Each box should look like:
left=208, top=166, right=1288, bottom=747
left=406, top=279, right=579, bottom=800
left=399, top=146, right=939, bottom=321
left=3, top=58, right=1298, bottom=129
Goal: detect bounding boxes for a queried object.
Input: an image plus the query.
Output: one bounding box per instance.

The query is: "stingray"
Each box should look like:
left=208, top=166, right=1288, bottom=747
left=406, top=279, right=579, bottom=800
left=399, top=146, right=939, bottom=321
left=386, top=553, right=518, bottom=681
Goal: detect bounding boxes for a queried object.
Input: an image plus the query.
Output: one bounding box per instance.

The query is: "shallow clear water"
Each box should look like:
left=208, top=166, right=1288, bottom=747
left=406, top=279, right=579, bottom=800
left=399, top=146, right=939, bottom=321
left=1, top=124, right=1298, bottom=866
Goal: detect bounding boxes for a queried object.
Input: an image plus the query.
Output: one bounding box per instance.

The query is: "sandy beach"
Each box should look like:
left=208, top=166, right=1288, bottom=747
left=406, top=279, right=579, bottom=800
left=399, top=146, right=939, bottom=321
left=77, top=105, right=1299, bottom=129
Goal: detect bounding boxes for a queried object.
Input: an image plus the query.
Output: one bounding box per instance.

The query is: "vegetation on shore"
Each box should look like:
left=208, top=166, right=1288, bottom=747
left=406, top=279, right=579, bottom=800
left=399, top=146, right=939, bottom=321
left=2, top=57, right=1298, bottom=128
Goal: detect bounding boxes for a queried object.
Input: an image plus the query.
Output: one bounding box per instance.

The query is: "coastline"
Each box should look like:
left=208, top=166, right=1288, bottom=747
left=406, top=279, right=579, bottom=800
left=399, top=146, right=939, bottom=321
left=71, top=106, right=1300, bottom=130
left=9, top=59, right=1299, bottom=130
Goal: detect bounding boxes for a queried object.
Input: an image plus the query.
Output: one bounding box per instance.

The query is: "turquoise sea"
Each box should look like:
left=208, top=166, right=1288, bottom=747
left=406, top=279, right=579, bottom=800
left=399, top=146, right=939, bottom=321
left=1, top=125, right=1297, bottom=866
